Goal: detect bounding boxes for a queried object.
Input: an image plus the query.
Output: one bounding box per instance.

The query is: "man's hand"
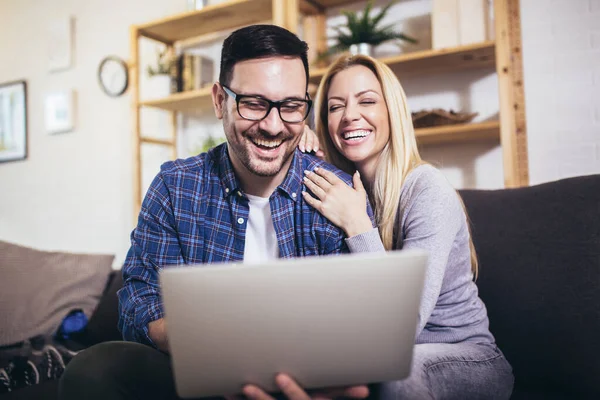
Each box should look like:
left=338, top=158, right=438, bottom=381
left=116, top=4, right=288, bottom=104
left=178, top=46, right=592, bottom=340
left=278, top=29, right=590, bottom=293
left=148, top=318, right=169, bottom=353
left=243, top=374, right=369, bottom=400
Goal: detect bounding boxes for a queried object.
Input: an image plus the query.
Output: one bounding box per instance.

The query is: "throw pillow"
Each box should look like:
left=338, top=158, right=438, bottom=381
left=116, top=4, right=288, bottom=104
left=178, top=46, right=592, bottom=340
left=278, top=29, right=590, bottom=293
left=0, top=240, right=114, bottom=346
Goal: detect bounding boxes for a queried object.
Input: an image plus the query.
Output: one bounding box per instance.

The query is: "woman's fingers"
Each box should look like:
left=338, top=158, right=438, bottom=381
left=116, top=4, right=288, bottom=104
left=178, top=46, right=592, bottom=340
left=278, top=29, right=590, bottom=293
left=313, top=167, right=347, bottom=187
left=299, top=129, right=307, bottom=152
left=304, top=169, right=332, bottom=190
left=303, top=176, right=327, bottom=199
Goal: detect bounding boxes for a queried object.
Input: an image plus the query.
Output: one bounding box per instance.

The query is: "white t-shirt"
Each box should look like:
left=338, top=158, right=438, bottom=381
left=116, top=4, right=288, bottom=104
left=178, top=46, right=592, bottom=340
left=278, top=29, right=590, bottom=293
left=243, top=194, right=279, bottom=264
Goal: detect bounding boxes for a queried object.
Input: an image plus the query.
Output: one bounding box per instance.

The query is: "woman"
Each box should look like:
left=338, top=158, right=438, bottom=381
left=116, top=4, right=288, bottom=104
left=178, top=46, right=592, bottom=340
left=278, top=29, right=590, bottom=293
left=300, top=54, right=514, bottom=399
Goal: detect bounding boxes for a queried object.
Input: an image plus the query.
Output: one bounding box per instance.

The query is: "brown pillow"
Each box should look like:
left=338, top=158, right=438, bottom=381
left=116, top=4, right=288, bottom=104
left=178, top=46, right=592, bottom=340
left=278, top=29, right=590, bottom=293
left=0, top=240, right=114, bottom=346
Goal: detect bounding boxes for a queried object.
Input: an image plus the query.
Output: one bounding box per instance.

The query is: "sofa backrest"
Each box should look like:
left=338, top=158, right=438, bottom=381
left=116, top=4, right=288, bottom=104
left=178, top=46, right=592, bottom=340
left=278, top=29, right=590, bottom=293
left=459, top=174, right=600, bottom=397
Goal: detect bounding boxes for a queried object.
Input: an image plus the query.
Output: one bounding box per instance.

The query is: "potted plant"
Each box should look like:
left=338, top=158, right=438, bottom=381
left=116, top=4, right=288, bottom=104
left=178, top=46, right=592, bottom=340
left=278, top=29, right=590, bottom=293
left=328, top=0, right=418, bottom=57
left=146, top=47, right=176, bottom=99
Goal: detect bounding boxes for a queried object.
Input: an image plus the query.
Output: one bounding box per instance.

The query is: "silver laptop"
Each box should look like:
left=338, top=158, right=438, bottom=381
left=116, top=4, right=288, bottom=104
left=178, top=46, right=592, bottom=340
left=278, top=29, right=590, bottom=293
left=160, top=249, right=428, bottom=399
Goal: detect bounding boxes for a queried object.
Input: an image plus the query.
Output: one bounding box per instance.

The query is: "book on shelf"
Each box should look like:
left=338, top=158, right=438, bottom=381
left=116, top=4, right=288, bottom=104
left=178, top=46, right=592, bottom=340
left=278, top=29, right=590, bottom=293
left=170, top=54, right=215, bottom=94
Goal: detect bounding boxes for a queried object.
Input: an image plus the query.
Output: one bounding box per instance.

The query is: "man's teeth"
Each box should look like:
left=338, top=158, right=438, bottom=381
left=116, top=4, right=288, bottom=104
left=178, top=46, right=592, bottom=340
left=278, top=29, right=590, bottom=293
left=343, top=130, right=371, bottom=140
left=253, top=138, right=282, bottom=148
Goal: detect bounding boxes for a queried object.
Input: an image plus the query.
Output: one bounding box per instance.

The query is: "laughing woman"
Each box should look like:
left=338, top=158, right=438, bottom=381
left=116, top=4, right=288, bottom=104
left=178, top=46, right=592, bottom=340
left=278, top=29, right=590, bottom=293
left=301, top=55, right=514, bottom=400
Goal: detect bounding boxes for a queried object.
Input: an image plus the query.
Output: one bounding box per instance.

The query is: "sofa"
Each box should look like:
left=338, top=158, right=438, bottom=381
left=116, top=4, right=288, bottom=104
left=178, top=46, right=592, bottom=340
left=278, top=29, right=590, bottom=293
left=1, top=173, right=598, bottom=399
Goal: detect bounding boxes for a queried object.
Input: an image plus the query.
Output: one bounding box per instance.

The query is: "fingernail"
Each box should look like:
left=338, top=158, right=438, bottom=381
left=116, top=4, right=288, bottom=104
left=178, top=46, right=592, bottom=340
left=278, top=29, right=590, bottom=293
left=276, top=374, right=290, bottom=387
left=314, top=167, right=319, bottom=171
left=304, top=170, right=311, bottom=175
left=243, top=386, right=256, bottom=397
left=306, top=147, right=312, bottom=152
left=299, top=146, right=305, bottom=152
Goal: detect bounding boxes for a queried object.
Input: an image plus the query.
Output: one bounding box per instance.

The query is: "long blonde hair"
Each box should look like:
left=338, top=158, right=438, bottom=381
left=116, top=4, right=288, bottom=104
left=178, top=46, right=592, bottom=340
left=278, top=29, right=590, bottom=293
left=314, top=54, right=478, bottom=277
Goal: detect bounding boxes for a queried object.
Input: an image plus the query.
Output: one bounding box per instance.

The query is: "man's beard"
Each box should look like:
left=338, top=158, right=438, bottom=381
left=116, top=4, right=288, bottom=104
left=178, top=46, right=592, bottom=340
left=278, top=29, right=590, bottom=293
left=229, top=126, right=297, bottom=177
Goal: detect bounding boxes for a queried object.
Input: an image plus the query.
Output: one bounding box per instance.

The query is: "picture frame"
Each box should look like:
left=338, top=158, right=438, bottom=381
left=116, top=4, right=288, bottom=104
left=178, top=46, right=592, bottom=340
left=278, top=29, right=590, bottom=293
left=45, top=90, right=76, bottom=134
left=0, top=80, right=28, bottom=164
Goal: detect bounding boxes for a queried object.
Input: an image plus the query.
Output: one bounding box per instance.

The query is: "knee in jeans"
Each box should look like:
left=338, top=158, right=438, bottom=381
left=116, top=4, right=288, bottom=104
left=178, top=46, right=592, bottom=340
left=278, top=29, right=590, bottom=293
left=60, top=342, right=124, bottom=389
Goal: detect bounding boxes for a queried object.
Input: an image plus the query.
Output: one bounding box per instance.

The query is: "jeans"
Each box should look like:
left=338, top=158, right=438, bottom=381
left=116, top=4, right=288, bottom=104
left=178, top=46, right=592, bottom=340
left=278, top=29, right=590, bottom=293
left=378, top=342, right=514, bottom=400
left=58, top=341, right=513, bottom=400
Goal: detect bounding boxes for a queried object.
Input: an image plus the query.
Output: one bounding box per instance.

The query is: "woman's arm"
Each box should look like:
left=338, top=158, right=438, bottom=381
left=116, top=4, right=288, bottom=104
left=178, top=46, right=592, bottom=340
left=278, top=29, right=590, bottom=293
left=397, top=166, right=465, bottom=335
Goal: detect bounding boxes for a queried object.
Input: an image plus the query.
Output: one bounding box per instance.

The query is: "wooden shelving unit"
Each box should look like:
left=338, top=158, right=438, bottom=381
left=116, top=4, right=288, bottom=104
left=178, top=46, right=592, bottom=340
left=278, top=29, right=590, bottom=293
left=415, top=121, right=500, bottom=145
left=310, top=41, right=496, bottom=81
left=129, top=0, right=528, bottom=216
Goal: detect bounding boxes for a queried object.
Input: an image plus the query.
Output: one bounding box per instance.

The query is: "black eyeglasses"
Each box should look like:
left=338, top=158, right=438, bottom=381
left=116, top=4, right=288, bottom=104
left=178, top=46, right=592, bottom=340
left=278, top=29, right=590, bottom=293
left=221, top=85, right=312, bottom=124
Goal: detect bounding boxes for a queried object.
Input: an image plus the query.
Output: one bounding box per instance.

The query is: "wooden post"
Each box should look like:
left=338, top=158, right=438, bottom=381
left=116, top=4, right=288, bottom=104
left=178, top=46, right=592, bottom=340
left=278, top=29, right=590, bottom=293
left=130, top=25, right=142, bottom=221
left=495, top=0, right=529, bottom=187
left=171, top=111, right=178, bottom=160
left=303, top=12, right=327, bottom=68
left=273, top=0, right=299, bottom=33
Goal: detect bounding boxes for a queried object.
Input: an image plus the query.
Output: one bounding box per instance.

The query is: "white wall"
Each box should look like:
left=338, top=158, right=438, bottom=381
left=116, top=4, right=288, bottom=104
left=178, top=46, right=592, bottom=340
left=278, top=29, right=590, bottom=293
left=521, top=0, right=600, bottom=184
left=0, top=0, right=598, bottom=265
left=0, top=0, right=185, bottom=266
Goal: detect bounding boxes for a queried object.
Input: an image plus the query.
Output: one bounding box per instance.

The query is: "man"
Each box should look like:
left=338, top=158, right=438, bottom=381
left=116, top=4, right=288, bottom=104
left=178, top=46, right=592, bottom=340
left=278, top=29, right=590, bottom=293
left=58, top=24, right=373, bottom=400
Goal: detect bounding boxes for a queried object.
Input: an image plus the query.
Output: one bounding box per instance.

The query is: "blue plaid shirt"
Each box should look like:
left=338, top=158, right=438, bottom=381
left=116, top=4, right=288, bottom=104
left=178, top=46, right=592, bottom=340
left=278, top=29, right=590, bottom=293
left=118, top=143, right=374, bottom=347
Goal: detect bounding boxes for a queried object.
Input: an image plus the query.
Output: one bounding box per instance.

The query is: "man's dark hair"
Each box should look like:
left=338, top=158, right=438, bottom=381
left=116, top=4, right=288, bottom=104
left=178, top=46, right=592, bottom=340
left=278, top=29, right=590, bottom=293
left=219, top=24, right=309, bottom=89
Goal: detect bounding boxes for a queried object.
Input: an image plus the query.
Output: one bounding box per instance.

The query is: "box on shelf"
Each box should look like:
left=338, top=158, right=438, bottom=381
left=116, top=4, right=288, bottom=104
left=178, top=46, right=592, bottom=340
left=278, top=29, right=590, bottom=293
left=432, top=0, right=493, bottom=49
left=432, top=0, right=460, bottom=49
left=458, top=0, right=492, bottom=45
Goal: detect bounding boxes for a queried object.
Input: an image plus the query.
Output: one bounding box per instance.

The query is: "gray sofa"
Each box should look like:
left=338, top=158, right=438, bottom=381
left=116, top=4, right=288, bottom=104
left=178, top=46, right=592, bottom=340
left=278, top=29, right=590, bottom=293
left=2, top=174, right=599, bottom=399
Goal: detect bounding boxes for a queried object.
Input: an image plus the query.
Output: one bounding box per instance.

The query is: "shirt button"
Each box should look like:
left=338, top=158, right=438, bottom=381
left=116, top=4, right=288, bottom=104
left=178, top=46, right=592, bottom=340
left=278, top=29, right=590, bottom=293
left=225, top=188, right=230, bottom=193
left=292, top=193, right=297, bottom=198
left=237, top=191, right=242, bottom=197
left=237, top=217, right=244, bottom=224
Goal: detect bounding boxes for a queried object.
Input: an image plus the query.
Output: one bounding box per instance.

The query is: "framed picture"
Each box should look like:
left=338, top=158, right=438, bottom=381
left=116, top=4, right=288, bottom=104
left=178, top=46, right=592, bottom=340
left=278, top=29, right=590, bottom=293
left=48, top=16, right=74, bottom=72
left=0, top=80, right=27, bottom=163
left=45, top=90, right=75, bottom=134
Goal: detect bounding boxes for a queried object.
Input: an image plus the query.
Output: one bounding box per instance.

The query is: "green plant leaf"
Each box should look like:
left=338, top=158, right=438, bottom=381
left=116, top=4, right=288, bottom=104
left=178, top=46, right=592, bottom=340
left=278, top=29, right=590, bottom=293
left=371, top=0, right=396, bottom=29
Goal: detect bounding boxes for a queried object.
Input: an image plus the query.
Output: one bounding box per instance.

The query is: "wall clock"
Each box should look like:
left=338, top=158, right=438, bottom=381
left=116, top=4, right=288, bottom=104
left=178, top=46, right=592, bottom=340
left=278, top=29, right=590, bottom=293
left=98, top=56, right=129, bottom=97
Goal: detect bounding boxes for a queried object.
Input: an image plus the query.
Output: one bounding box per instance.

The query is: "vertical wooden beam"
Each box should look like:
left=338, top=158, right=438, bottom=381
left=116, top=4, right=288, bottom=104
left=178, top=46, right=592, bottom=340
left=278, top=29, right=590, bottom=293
left=171, top=111, right=178, bottom=160
left=272, top=0, right=285, bottom=27
left=130, top=25, right=142, bottom=222
left=273, top=0, right=299, bottom=33
left=303, top=12, right=327, bottom=68
left=495, top=0, right=529, bottom=187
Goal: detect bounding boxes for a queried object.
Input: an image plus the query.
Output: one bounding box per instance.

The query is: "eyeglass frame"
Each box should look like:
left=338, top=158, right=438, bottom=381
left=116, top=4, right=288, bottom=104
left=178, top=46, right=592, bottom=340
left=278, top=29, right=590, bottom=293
left=220, top=84, right=313, bottom=124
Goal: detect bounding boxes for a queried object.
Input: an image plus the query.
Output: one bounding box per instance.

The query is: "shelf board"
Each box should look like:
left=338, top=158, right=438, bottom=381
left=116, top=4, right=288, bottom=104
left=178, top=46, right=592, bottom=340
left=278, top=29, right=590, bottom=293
left=140, top=87, right=214, bottom=112
left=415, top=121, right=500, bottom=145
left=137, top=0, right=272, bottom=43
left=300, top=0, right=358, bottom=14
left=310, top=41, right=496, bottom=82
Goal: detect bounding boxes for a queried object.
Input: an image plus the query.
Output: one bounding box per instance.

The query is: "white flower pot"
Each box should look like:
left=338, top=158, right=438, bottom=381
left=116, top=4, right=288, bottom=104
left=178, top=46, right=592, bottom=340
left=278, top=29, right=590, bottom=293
left=349, top=43, right=374, bottom=57
left=146, top=75, right=172, bottom=100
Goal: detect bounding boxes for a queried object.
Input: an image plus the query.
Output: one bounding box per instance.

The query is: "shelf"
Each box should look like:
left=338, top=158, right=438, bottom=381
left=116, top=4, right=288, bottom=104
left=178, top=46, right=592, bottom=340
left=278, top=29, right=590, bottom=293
left=137, top=0, right=272, bottom=43
left=139, top=87, right=213, bottom=112
left=299, top=0, right=358, bottom=14
left=310, top=41, right=496, bottom=82
left=415, top=121, right=500, bottom=145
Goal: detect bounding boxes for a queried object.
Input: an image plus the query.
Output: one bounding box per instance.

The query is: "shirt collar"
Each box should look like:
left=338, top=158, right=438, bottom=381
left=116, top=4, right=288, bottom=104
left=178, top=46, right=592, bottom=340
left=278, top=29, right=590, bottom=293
left=216, top=144, right=303, bottom=201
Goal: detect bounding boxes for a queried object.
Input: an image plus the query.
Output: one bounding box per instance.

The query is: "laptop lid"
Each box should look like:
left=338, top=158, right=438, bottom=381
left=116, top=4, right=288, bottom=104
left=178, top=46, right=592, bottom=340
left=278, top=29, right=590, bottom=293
left=160, top=249, right=427, bottom=398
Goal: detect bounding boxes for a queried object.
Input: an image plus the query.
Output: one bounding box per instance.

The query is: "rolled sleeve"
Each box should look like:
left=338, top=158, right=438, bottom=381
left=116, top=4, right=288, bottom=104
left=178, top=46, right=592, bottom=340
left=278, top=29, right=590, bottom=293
left=117, top=170, right=185, bottom=347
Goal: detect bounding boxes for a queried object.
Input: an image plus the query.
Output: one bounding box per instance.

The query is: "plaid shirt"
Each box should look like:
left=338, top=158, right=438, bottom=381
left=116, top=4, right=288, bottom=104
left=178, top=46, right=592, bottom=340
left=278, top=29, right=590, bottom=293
left=118, top=143, right=374, bottom=346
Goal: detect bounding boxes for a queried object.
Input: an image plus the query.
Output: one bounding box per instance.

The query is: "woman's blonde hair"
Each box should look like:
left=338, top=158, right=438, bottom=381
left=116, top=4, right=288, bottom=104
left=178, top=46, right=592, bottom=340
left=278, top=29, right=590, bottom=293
left=314, top=54, right=478, bottom=277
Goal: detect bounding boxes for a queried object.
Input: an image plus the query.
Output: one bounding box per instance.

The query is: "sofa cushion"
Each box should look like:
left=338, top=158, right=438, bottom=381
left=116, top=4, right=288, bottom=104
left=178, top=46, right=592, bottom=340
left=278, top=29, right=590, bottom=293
left=0, top=240, right=114, bottom=347
left=459, top=174, right=600, bottom=398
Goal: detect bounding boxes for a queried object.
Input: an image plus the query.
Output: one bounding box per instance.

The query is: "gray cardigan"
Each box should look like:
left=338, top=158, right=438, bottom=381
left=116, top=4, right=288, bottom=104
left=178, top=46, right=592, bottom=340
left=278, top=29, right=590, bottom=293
left=345, top=165, right=495, bottom=345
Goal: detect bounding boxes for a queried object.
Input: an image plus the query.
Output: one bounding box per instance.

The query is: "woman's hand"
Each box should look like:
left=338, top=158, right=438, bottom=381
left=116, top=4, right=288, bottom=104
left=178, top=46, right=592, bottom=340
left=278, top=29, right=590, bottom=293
left=298, top=126, right=325, bottom=158
left=302, top=168, right=373, bottom=237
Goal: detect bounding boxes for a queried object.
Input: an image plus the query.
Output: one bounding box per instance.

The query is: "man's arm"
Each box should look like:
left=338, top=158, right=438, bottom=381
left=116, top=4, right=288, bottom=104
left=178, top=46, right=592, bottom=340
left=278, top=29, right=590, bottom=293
left=118, top=169, right=185, bottom=350
left=148, top=318, right=169, bottom=352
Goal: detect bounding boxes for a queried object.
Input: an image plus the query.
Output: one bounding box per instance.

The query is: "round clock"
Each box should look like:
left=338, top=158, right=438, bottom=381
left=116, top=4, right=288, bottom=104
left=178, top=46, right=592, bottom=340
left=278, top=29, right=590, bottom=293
left=98, top=56, right=129, bottom=97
